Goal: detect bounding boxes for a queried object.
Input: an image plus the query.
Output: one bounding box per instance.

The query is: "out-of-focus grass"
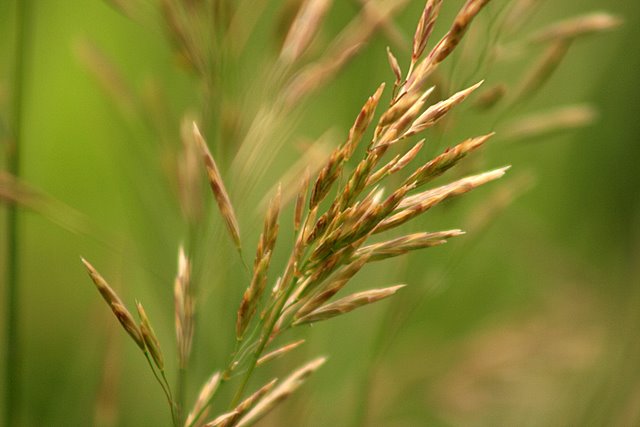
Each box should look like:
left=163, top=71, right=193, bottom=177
left=1, top=0, right=639, bottom=426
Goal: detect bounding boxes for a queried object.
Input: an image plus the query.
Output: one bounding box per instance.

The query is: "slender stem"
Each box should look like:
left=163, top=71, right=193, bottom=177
left=175, top=366, right=187, bottom=425
left=144, top=353, right=178, bottom=427
left=4, top=1, right=31, bottom=426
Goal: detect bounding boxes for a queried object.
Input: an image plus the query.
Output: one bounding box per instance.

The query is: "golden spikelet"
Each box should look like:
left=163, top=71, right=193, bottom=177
left=294, top=285, right=406, bottom=325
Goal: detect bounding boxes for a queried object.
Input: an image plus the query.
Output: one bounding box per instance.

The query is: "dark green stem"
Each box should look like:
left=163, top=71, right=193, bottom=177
left=4, top=1, right=31, bottom=426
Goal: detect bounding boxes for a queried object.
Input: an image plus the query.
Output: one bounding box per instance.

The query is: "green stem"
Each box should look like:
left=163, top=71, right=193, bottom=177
left=176, top=366, right=187, bottom=425
left=144, top=353, right=178, bottom=427
left=4, top=1, right=31, bottom=426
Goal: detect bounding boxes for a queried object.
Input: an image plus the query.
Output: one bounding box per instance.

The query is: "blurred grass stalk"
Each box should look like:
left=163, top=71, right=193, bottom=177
left=4, top=0, right=31, bottom=426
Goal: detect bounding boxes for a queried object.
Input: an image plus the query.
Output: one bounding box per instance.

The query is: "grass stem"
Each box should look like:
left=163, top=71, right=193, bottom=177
left=4, top=1, right=31, bottom=425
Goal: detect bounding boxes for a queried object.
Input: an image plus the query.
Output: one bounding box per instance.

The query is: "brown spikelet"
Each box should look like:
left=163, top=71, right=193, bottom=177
left=174, top=246, right=193, bottom=368
left=294, top=170, right=310, bottom=235
left=81, top=258, right=144, bottom=350
left=280, top=0, right=333, bottom=64
left=353, top=230, right=465, bottom=262
left=135, top=302, right=164, bottom=370
left=185, top=372, right=221, bottom=427
left=406, top=133, right=494, bottom=187
left=193, top=122, right=241, bottom=249
left=403, top=80, right=484, bottom=138
left=309, top=84, right=385, bottom=208
left=412, top=0, right=443, bottom=64
left=376, top=167, right=509, bottom=233
left=294, top=285, right=405, bottom=325
left=235, top=358, right=326, bottom=427
left=237, top=186, right=282, bottom=338
left=404, top=0, right=491, bottom=96
left=386, top=46, right=402, bottom=88
left=206, top=379, right=277, bottom=427
left=295, top=256, right=369, bottom=319
left=257, top=340, right=305, bottom=366
left=388, top=139, right=425, bottom=175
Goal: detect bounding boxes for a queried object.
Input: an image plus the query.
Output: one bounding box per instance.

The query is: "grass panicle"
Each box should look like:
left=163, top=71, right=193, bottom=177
left=75, top=0, right=619, bottom=425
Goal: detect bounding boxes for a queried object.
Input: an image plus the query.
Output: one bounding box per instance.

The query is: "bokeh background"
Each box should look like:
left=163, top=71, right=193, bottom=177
left=1, top=0, right=639, bottom=426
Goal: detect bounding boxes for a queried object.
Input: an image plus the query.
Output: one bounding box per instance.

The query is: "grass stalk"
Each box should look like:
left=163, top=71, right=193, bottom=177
left=4, top=1, right=31, bottom=426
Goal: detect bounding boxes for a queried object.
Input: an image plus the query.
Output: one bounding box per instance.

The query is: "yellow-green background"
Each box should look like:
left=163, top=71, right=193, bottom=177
left=1, top=0, right=639, bottom=426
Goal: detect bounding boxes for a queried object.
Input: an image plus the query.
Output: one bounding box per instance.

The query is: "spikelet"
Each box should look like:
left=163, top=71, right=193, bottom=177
left=376, top=167, right=509, bottom=233
left=81, top=258, right=144, bottom=350
left=405, top=133, right=494, bottom=187
left=403, top=81, right=484, bottom=138
left=294, top=285, right=406, bottom=325
left=386, top=46, right=402, bottom=90
left=353, top=230, right=465, bottom=262
left=193, top=122, right=241, bottom=249
left=403, top=0, right=491, bottom=96
left=294, top=169, right=310, bottom=235
left=235, top=358, right=326, bottom=427
left=309, top=83, right=385, bottom=208
left=299, top=254, right=368, bottom=309
left=411, top=0, right=443, bottom=66
left=514, top=41, right=569, bottom=102
left=135, top=302, right=164, bottom=370
left=185, top=372, right=221, bottom=427
left=205, top=379, right=277, bottom=427
left=174, top=246, right=193, bottom=369
left=237, top=186, right=281, bottom=338
left=257, top=340, right=305, bottom=366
